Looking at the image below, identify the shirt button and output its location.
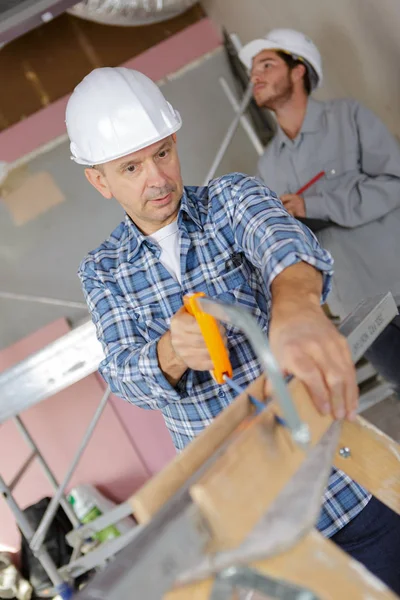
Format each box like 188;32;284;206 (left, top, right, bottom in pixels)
218;389;225;398
134;312;140;319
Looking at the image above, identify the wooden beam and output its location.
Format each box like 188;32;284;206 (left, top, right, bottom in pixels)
335;416;400;515
130;376;266;523
131;375;334;524
188;400;331;550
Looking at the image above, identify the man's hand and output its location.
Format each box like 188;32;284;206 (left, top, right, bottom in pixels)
269;263;358;421
170;306;227;371
281;194;306;218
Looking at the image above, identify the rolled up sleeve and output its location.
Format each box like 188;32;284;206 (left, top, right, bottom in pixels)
226;174;334;302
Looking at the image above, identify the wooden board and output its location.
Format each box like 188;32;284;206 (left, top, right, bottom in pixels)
130;376;266;523
131;376;333;524
335;416;400;514
131;376;400;600
189;404;332;550
132;375;400;525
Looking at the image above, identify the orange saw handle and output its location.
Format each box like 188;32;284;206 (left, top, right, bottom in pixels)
183;292;233;384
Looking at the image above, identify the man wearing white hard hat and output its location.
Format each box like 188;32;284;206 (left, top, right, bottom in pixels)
67;67;398;591
240;28;400;402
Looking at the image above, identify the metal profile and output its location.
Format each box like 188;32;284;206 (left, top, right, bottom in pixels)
0;320;104;423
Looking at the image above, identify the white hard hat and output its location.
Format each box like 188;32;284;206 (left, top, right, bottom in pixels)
239;28;323;89
65;67;182;166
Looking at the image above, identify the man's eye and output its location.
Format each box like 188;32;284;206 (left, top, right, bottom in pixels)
127;165;136;173
159;150;168;158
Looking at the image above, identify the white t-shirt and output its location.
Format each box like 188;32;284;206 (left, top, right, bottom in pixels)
147;220;181;284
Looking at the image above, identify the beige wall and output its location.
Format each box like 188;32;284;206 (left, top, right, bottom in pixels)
202;0;400;136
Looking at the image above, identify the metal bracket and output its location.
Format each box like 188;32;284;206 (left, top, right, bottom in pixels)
0;319;103;424
339;292;398;363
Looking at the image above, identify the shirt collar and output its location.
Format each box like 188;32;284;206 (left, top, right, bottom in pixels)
178;187;204;231
125;215;147;262
276;97;325;150
301;98;325;133
125;187;203;261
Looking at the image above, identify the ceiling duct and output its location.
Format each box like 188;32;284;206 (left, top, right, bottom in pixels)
68;0;199;26
0;0;79;46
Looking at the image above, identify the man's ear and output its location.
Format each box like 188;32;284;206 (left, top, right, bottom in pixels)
292;63;307;85
84;167;113;199
172;133;177;144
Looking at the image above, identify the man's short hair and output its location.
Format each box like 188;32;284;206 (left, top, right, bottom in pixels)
276;50;317;95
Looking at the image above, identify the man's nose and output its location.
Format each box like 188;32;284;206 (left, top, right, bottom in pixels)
146;162;168;188
251;71;262;85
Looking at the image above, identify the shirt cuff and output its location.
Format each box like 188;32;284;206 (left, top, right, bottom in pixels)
137;340;187;404
262;251;333;306
304;193;329;221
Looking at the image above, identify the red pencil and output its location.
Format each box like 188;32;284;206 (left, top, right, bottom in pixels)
296;171;325;195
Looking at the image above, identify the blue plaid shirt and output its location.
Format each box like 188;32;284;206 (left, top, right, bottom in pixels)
79;173;370;537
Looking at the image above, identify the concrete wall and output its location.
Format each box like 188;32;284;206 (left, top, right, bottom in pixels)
202;0;400;137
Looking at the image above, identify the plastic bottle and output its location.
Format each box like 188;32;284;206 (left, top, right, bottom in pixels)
68;485;121;542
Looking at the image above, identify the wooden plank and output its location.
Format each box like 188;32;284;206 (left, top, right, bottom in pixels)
132;374;400;600
165;531;398;600
132;371;400;525
335;416;400;515
187;408;400;549
130;376;265;523
190;409;285;549
131;376;337;523
188;379;334;550
131;374;335;524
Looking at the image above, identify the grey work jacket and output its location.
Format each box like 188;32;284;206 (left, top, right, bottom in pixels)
257;97;400;318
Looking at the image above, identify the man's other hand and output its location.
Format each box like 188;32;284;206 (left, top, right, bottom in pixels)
281;194;306;218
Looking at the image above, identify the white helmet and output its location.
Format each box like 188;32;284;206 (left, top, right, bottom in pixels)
65;67;182;166
239;28;323;89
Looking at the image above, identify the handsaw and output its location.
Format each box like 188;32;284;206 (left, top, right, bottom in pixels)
184;292;310;447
